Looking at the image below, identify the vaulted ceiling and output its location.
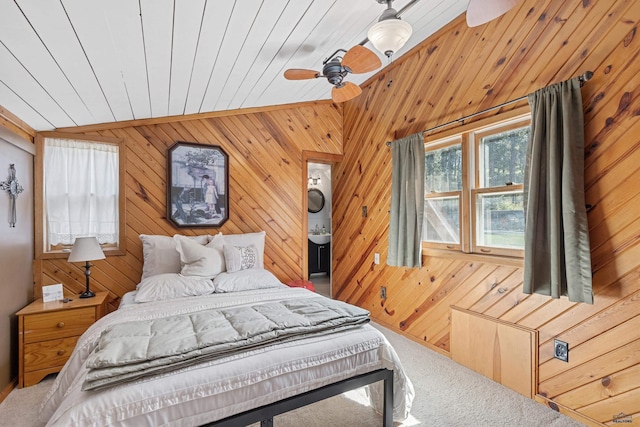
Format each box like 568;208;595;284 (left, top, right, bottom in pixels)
0;0;468;131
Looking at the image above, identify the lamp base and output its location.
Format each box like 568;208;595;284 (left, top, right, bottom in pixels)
79;290;95;299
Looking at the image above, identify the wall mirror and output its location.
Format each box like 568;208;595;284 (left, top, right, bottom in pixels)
308;188;325;213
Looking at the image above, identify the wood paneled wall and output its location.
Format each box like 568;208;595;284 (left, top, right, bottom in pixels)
333;0;640;424
35;101;342;311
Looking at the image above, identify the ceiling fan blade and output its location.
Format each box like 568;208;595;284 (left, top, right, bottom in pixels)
331;82;362;103
284;69;320;80
466;0;521;27
341;45;382;74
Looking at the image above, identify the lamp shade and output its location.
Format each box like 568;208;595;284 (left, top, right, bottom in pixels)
68;237;106;262
367;18;413;57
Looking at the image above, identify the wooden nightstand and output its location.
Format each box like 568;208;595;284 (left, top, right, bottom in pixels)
17;291;108;388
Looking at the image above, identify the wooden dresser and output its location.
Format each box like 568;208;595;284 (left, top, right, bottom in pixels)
17;291;108;388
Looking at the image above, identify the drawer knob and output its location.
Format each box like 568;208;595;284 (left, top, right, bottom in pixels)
56;322;65;328
57;349;66;356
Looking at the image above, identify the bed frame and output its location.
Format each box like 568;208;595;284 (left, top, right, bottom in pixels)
205;369;394;427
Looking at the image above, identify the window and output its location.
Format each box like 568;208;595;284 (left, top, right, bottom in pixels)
35;132;126;258
423;113;530;259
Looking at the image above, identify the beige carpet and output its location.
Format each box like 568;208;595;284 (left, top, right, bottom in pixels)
0;323;585;426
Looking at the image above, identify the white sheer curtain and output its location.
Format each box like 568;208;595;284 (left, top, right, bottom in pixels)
44;138;119;245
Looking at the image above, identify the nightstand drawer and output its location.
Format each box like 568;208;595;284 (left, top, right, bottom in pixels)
23;307;95;343
23;336;78;372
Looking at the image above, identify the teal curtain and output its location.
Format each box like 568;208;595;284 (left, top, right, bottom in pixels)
387;133;425;268
523;77;593;304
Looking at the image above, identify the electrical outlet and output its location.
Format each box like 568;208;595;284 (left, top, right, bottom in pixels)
374;253;380;264
380;286;387;300
554;339;569;362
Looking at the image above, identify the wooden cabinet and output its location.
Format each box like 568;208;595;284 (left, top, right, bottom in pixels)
17;292;108;388
308;240;331;275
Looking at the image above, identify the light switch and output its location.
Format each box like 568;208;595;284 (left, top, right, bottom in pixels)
374;253;380;264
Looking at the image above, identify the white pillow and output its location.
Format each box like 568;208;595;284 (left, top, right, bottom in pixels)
213;269;285;293
134;273;215;303
222;231;266;268
174;234;225;278
223;244;260;273
140;234;209;280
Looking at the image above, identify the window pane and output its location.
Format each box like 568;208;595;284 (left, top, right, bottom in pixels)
423;196;460;244
425;143;462;192
44;138;119;247
479;126;529;188
476;192;524;249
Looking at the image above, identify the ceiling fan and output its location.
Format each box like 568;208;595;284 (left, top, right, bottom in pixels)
283;45;382;103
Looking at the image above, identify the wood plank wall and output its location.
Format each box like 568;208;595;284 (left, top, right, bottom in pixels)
333;0;640;424
34;102;342;311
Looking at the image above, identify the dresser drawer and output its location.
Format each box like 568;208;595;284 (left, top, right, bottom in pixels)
23;336;78;372
23;307;95;343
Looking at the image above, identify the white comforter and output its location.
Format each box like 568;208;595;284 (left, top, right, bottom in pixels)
40;287;414;426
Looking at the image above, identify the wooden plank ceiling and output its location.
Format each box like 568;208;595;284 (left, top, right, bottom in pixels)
0;0;466;131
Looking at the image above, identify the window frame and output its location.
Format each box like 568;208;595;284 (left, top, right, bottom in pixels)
35;131;126;259
423;136;467;252
422;108;530;261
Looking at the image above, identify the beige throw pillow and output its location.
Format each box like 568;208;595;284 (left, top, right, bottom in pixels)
140;234;209;280
223;244;259;273
174;233;225;278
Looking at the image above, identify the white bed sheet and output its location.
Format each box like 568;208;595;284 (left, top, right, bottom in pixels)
40;287;414;426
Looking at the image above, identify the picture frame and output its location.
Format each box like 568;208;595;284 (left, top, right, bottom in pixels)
167;142;229;228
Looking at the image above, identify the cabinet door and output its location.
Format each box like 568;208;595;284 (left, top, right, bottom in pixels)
318;242;331;274
308;240;319;273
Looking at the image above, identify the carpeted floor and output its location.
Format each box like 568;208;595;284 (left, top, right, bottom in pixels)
0;322;585;426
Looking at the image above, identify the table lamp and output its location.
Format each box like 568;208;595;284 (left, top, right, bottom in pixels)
68;236;105;298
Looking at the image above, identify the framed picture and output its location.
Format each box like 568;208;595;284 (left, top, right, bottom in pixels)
167;142;229;228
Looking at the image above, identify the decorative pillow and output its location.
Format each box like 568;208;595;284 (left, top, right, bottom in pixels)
213;269;285;293
174;234;225;278
223;244;259;273
134;273;215;303
221;231;266;268
140;234;209;280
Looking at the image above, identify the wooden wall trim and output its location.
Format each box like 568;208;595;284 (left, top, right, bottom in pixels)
534;394;605;427
0;104;36;143
0;378;17;405
55;100;336;134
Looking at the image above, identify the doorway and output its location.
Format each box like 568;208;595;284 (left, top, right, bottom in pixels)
307;162;331;297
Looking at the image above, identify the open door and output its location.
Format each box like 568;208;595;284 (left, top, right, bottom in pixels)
302;151;342;298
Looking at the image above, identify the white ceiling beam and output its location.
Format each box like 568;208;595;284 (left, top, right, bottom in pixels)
140;0;174;119
183;0;236;114
212;0;290;112
198;0;265;113
100;0;152;121
167;0;206;117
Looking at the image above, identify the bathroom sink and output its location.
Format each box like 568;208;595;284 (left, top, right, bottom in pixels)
308;234;331;245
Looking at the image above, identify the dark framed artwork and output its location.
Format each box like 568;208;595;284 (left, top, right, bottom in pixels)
167;142;229;228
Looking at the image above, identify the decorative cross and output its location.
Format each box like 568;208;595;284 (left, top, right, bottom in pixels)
0;164;24;227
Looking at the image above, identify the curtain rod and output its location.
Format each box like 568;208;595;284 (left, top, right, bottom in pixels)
385;70;593;146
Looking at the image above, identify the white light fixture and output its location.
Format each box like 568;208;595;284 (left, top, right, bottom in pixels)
68;236;105;298
308;176;321;186
466;0;522;27
368;0;413;58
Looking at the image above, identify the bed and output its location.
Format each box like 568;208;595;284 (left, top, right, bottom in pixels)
38;232;414;426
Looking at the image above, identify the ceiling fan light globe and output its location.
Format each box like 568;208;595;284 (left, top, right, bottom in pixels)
466;0;521;27
367;19;412;57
